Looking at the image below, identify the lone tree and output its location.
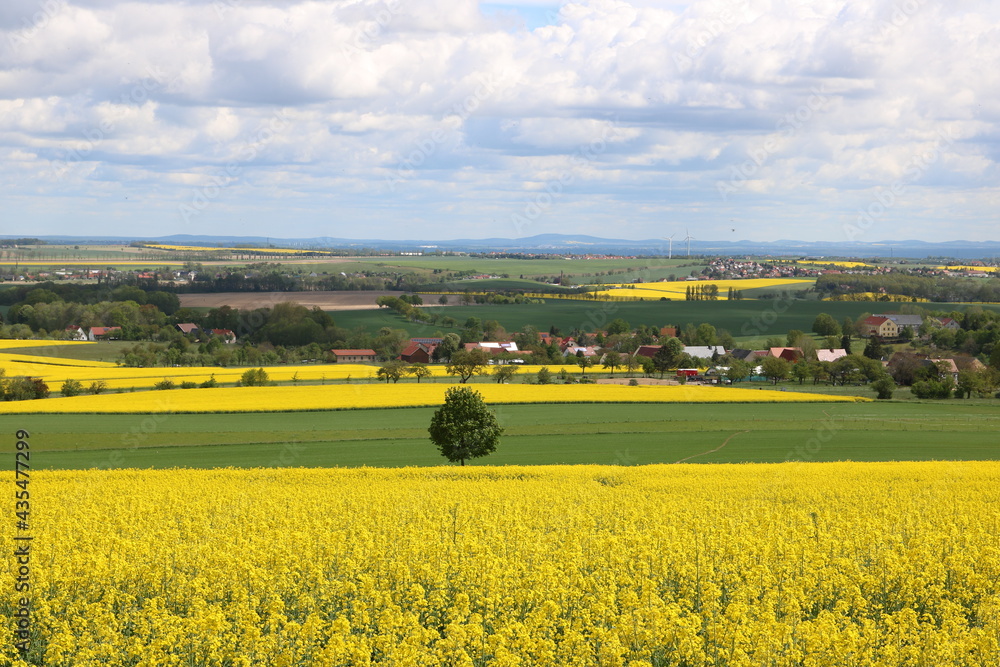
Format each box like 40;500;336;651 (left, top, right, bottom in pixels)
428;387;504;466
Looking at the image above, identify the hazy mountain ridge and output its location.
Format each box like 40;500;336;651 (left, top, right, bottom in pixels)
7;234;1000;260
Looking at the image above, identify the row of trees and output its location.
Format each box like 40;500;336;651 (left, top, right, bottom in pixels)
816;273;1000;303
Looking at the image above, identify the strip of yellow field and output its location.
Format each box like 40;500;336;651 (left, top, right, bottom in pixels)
0;339;97;350
0;383;867;413
144;243;327;254
0;357;586;389
797;260;873;268
591;278;815;300
936;265;999;272
0;353;118;368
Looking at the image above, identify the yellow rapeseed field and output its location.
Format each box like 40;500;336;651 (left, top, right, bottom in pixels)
143;244;328;255
0;340;95;351
2;463;997;666
0;383;864;414
590;279;814;301
936;265;999;273
0;351;586;390
796;260;872;268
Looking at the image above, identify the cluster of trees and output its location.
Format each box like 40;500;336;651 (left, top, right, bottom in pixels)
685;284;720;300
813;308;1000;360
886;350;1000;399
816;273;1000;303
179;262;404;293
1;281;179;310
0;370;49;401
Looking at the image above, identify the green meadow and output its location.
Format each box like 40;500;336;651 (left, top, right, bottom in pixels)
3;401;997;470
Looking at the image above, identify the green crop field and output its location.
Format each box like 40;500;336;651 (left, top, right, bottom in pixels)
359;255;701;276
3;401;997;470
332;299;1000;338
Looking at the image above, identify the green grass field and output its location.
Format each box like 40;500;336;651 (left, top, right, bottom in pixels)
3;401;997;470
333;298;990;338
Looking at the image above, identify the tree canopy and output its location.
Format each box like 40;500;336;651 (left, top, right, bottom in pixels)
428;387;504;466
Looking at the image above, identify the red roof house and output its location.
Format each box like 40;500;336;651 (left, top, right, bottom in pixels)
88;326;122;341
399;342;435;364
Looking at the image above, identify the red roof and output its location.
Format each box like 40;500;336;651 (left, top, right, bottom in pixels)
864;316;890;325
400;342;425;357
634;345;661;359
331;349;376;356
90;326;121;335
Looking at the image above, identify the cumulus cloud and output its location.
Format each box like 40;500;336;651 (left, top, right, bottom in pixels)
0;0;997;241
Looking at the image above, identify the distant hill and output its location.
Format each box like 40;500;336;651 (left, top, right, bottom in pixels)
5;233;1000;260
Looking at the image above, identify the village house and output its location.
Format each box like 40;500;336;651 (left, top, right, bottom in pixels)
862;315;898;338
633;345;661;360
877;314;923;334
210;329;237;344
683;345;727;360
929;358;961;383
65;325;88;341
88;326;122;341
562;345;600;358
466;341;519;354
767;347;804;363
817;349;848;363
465;341;532;362
330;349;377;363
399;342;436;364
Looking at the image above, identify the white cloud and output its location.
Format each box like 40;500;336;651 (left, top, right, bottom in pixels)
0;0;997;242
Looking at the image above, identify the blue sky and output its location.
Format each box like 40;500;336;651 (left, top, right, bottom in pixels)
1;0;997;242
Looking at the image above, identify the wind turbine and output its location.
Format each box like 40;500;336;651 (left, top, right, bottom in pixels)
662;234;675;259
684;228;694;257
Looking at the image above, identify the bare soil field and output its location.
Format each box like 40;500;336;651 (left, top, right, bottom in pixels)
178;291;402;311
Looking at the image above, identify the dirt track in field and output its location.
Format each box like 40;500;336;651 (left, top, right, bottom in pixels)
178;291;460;311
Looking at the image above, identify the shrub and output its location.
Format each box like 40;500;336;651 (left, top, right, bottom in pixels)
628;378;639;386
179;381;198;389
200;376;218;389
88;380;108;395
154;379;176;390
240;368;270;387
536;367;552;385
871;376;896;400
5;377;49;400
911;379;952;399
61;379;84;397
